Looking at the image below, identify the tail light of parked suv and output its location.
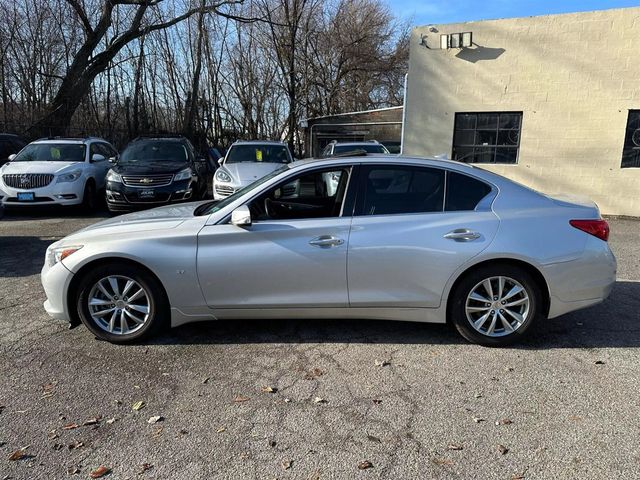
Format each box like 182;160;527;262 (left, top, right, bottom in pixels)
570;219;610;241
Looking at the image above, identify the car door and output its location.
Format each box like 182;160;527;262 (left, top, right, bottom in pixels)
196;165;357;309
88;143;111;188
347;164;500;308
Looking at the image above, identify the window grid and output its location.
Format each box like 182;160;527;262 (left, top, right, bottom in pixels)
452;112;523;165
621;110;640;168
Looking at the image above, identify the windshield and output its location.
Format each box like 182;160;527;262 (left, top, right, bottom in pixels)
119;141;189;165
333;144;388;155
196;165;289;216
225;144;291;164
12;143;85;162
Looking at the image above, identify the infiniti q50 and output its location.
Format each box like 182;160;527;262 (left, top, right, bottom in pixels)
41;156;616;346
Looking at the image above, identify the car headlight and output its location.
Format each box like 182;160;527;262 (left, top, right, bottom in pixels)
174;168;193;182
106;169;122;183
56;170;82;183
47;245;83;267
215;170;232;182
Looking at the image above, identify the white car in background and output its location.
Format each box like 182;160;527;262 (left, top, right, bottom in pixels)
213;140;293;199
0;137;117;210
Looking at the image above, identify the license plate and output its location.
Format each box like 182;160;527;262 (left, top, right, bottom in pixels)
139;189;155;198
17;192;35;201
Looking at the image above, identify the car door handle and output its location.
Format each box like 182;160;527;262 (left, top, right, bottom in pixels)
443;229;481;242
309;235;344;248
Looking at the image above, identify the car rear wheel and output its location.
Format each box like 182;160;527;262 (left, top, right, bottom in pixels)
449;264;542;346
81;181;96;212
76;263;168;343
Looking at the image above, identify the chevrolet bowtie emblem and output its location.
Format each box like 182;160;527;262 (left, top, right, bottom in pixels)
139;178;153;184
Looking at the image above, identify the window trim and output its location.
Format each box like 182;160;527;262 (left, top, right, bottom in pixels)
452;111;523;165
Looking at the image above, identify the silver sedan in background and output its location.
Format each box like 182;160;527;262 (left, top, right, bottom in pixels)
41;155;616;346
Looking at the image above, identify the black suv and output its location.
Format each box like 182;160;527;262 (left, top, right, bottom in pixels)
0;133;27;166
105;136;209;213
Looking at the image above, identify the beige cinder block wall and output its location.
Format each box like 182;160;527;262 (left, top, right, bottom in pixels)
403;7;640;216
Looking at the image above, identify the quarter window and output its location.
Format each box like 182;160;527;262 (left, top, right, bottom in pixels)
445;172;492;211
357;166;445;216
452;112;522;164
621;110;640;168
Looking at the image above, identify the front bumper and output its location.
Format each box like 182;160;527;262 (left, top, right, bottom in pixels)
213;180;243;200
0;179;84;206
106;179;194;211
41;259;74;322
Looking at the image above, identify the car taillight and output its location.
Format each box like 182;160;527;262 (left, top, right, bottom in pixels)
570;219;610;241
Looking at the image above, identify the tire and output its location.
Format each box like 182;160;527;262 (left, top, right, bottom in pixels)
449;264;542;347
81;181;96;212
76;262;169;343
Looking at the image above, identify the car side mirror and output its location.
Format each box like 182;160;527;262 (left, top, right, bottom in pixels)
91;153;106;162
7;154;16;161
108;156;117;164
217;158;224;166
231;205;251;227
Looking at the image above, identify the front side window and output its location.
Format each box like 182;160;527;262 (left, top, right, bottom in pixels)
119;141;188;165
356;166;445;216
226;144;291;164
452;112;522;164
621;110;640;168
12;143;86;162
249;167;351;221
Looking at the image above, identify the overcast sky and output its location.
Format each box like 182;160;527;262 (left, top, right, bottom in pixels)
385;0;640;25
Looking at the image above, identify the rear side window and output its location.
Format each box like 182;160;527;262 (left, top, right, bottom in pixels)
445;171;492;211
357;166;445;216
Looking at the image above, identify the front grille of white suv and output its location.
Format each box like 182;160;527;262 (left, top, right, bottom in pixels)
3;174;54;189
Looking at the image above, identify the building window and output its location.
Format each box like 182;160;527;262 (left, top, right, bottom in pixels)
452;112;522;164
621;110;640;168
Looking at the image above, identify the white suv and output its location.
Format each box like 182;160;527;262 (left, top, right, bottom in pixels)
0;137;117;210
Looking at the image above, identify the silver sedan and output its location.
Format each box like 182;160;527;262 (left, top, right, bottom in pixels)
41;156;616;346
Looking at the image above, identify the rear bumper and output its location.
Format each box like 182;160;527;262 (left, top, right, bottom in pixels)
544;237;616;318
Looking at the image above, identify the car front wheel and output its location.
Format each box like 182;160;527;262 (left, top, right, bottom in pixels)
76;263;168;343
449;264;542;346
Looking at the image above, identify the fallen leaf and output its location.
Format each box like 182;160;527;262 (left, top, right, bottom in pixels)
106;418;116;425
179;429;188;435
202;377;210;384
132;401;146;411
63;423;79;430
53;443;64;451
447;443;463;451
68;441;84;450
594;360;605;365
358;460;374;470
512;473;525;480
67;466;81;475
313;397;327;404
474;393;483;399
233;395;250;403
284;398;292;403
504;367;514;372
569;415;583;422
372;399;383;405
303;368;325;380
497;444;509;455
472;417;485;423
8;446;30;461
152;427;163;437
281;459;292;470
431;457;453;467
496;418;513;426
138;463;153;474
261;386;278;393
89;466;111;478
147;416;163;424
83;417;100;426
366;434;382;443
216;427;226;433
374;359;390;367
269;440;277;448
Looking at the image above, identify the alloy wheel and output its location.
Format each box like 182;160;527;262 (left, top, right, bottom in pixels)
465;276;530;337
87;275;150;335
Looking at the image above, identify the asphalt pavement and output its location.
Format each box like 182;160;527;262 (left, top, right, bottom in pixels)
0;209;639;480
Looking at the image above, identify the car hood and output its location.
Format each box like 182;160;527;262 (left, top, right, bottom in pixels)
112;161;190;175
221;162;284;184
0;161;82;175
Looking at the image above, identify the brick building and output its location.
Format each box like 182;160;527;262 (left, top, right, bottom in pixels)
403;7;640;216
303;106;403;158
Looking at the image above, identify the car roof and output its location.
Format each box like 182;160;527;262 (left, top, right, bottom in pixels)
232;140;288;146
32;138;102;145
331;141;380;146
